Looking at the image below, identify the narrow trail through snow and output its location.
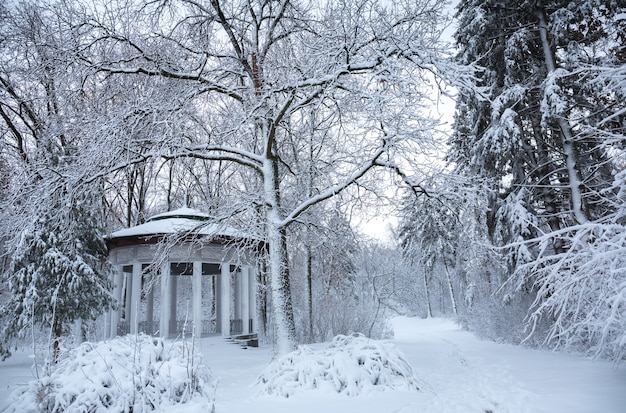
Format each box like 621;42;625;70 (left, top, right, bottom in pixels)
391;318;531;412
391;317;626;413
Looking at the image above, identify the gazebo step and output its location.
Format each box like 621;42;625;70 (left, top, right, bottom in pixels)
227;333;259;348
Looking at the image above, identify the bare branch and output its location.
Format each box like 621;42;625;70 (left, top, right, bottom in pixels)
280;144;387;228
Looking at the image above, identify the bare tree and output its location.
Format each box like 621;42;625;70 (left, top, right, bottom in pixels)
20;0;449;354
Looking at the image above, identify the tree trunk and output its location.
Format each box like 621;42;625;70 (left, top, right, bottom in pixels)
53;321;62;363
306;242;313;341
443;261;457;316
264;157;297;354
423;270;432;318
531;115;566;254
535;3;589;225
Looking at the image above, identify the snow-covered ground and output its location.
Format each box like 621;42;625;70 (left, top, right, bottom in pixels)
2;317;625;412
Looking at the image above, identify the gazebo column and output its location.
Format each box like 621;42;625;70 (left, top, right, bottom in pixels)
129;263;142;334
220;263;231;337
160;261;171;337
124;272;132;327
241;266;250;334
145;280;154;334
249;265;257;334
170;273;177;334
193;261;203;337
110;267;124;337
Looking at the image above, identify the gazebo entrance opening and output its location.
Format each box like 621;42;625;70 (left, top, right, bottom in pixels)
170;262;220;336
117;264;158;336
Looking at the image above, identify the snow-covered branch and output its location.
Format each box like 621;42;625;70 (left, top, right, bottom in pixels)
280;144;387;228
97;65;244;102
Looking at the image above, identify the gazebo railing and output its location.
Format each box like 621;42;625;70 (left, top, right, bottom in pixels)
117;321;130;336
173;319;218;335
117;321;159;336
229;319;254;336
230;319;243;335
202;319;217;335
117;317;251;337
138;320;159;336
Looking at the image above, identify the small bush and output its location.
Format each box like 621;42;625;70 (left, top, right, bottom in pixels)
5;334;215;412
256;333;421;397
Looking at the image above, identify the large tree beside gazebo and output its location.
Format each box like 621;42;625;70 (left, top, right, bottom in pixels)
0;0;448;356
77;0;445;353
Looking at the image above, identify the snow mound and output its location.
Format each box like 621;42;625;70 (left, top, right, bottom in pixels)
5;335;215;413
256;333;421;397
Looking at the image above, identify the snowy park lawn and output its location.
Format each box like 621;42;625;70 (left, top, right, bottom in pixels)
2;317;625;412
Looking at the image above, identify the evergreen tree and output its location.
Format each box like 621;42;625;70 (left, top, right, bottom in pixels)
0;180;113;360
0;1;114;360
399;174;499;320
449;0;626;360
452;0;625;251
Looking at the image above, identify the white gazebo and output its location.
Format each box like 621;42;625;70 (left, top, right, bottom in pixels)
104;207;259;340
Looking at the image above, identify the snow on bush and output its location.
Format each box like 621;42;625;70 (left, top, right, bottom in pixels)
5;334;215;413
256;333;421;397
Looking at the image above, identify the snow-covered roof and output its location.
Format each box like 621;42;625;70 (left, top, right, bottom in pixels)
107;207;243;241
147;207;211;222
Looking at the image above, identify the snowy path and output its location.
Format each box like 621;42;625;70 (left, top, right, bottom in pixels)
203;317;626;413
2;317;625;412
391;317;626;413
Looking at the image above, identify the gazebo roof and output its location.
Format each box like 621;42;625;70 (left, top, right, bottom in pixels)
147;206;212;222
107;207;246;248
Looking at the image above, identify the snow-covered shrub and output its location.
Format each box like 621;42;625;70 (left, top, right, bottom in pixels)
256;333;421;397
5;334;215;412
520;223;626;362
